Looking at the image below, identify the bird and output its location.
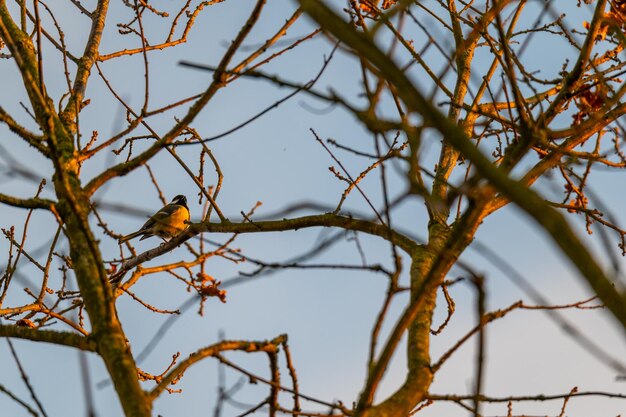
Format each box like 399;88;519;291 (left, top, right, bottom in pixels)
119;194;190;243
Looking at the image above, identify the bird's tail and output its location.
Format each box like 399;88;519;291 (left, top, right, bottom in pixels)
119;230;143;243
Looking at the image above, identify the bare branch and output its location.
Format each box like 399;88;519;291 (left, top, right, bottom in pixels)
0;194;55;211
149;335;286;400
0;324;96;351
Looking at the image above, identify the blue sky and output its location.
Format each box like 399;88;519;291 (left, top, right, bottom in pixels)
1;1;626;416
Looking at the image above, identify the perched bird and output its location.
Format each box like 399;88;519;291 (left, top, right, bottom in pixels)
119;195;190;243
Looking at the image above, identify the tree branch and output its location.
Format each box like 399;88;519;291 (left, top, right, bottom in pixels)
149;335;286;400
0;194;55;210
298;0;626;334
84;0;267;196
0;106;47;155
429;391;626;403
110;213;418;283
60;0;111;132
0;324;96;351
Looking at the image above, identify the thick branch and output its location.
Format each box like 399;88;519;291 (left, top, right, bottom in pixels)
60;0;110;131
0;194;55;210
0;106;47;155
194;214;418;253
0;3;50;127
111;213;418;283
0;324;96;351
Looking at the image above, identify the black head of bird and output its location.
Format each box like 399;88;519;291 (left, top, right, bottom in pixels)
119;194;190;243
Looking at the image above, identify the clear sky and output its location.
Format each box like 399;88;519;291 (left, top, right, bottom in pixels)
1;1;626;417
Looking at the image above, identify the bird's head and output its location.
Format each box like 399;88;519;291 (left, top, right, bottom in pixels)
171;194;188;208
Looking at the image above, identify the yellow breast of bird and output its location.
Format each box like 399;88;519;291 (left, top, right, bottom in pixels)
154;206;190;236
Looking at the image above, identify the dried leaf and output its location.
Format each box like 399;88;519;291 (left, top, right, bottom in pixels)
16;319;36;328
199;280;227;303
